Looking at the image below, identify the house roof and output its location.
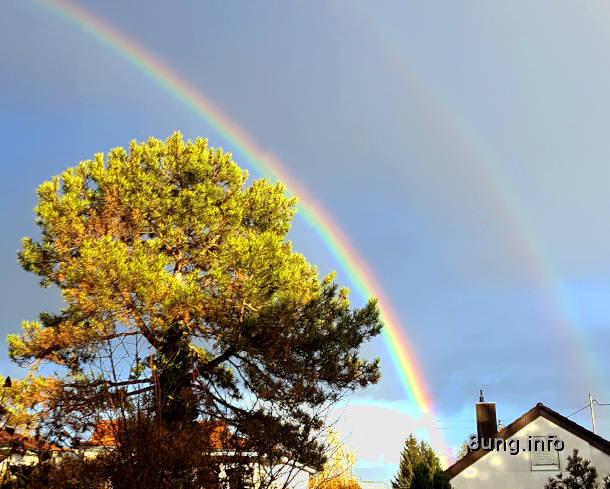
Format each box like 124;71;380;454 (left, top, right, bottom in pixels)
80;420;118;447
445;402;610;480
81;419;243;450
0;428;62;451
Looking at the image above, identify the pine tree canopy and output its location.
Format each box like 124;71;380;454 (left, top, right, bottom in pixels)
392;434;448;489
410;463;433;489
7;132;383;475
545;449;610;489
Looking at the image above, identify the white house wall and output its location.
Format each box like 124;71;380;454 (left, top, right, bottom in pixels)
451;416;610;489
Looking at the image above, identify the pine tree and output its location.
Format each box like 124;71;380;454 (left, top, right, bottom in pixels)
410;463;433;489
7;133;383;488
432;469;452;489
545;449;610;489
392;434;449;489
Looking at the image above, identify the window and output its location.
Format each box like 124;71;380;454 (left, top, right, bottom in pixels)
530;436;560;471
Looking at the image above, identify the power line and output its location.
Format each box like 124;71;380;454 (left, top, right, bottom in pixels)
566;400;610;418
566;404;589;418
565;395;609;434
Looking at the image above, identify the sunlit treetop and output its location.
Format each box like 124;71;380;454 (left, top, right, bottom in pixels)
7;133;382;469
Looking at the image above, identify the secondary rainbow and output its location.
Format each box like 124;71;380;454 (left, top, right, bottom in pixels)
352;6;602;392
32;0;438;420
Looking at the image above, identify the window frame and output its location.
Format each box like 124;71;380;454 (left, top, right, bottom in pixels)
529;435;561;471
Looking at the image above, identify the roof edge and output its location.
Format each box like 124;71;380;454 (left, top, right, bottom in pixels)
445;403;610;480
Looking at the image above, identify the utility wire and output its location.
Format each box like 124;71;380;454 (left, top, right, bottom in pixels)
566;399;609;419
566;404;590;418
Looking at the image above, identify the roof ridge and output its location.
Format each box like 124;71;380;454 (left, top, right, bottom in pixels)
445;403;610;480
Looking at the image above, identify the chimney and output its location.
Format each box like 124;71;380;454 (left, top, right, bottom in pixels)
476;389;498;443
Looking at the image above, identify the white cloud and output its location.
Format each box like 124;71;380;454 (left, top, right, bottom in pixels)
324;398;452;482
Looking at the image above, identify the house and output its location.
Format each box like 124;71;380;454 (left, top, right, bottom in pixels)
81;419;316;488
0;428;66;482
445;395;610;489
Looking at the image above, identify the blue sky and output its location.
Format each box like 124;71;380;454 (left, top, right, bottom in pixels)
2;0;610;484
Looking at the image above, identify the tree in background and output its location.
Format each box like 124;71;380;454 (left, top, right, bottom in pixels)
544;449;610;489
431;469;452;489
0;374;110;489
6;133;383;488
392;434;451;489
0;374;59;435
455;441;469;460
410;463;433;489
309;429;361;489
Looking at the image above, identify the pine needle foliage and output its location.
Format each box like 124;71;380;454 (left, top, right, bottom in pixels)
6;133;383;488
545;449;610;489
392;434;450;489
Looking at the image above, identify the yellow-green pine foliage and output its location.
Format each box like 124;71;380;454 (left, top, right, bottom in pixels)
10;133;382;470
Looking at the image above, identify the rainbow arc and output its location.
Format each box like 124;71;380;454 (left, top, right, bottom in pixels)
32;0;448;455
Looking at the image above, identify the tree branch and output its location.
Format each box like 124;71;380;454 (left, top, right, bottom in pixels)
64;378;153;389
199;347;236;372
